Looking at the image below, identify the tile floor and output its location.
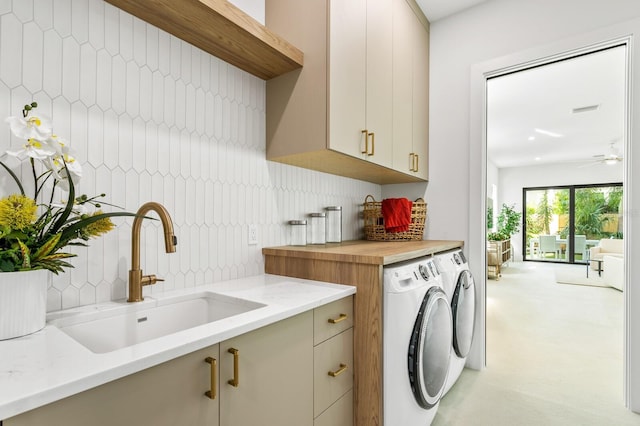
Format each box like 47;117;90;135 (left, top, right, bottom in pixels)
433;261;640;425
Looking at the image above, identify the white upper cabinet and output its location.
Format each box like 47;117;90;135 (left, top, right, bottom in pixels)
393;0;430;179
266;0;429;184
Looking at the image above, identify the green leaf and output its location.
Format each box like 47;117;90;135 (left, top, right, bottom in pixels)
0;258;16;272
49;162;76;234
33;259;75;274
32;233;62;260
17;239;31;269
58;211;141;246
39;252;76;261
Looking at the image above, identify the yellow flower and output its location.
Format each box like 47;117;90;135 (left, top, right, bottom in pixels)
84;211;115;237
0;194;37;230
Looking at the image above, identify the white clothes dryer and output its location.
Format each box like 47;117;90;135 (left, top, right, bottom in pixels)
434;249;476;396
383;257;453;425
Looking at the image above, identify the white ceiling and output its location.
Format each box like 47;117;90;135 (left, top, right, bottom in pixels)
487;46;626;169
416;1;626;171
416;0;488;22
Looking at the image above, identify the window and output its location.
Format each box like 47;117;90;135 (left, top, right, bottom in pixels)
523;183;623;263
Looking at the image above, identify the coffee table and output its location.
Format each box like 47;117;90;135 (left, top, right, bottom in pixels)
587;259;603;278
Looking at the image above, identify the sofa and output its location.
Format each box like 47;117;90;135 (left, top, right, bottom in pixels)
589;238;623;270
603;255;624;291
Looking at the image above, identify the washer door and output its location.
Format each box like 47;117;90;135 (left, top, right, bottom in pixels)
408;286;452;409
452;270;476;358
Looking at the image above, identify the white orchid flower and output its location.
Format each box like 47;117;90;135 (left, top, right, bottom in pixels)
45;152;83;191
46;134;71;156
5;137;57;160
5;114;53;140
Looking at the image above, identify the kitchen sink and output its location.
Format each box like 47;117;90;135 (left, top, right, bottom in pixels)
53;292;266;353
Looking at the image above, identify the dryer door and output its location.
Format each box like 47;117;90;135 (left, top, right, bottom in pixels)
452;270;476;357
408;286;452;409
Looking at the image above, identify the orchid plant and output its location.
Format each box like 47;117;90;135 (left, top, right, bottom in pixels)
0;102;135;274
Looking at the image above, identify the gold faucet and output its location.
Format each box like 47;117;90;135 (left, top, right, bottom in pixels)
128;202;178;302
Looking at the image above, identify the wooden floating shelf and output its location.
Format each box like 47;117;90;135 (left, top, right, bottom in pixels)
105;0;304;80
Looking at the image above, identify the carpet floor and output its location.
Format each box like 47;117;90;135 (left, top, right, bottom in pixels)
433;261;638;426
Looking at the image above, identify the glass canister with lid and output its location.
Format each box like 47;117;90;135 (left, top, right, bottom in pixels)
289;220;307;246
309;212;326;244
325;206;342;243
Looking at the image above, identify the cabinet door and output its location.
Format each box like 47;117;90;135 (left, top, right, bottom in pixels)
220;311;314;426
392;0;415;173
5;345;220;426
412;12;429;180
314;389;354;426
365;0;393;168
328;0;367;159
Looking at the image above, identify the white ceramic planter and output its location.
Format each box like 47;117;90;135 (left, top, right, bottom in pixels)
0;269;49;340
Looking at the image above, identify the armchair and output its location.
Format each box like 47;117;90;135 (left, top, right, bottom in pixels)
603;255;623;291
589;238;623;270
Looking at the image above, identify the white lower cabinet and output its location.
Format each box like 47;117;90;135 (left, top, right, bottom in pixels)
5;344;221;426
5;297;354;426
220;310;314;426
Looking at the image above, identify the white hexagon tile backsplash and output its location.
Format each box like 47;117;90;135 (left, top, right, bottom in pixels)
0;0;381;311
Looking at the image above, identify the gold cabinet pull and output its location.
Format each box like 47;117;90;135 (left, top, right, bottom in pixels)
328;313;348;324
228;348;239;387
361;130;369;154
328;363;348;377
409;152;419;172
204;357;217;400
368;132;375;156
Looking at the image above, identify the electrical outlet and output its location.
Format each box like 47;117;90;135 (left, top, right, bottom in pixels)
248;224;258;245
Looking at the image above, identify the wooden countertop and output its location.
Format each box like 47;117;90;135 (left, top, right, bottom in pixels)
262;239;464;266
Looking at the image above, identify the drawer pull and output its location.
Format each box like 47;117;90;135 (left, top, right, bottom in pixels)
328;363;348;377
204;357;217;399
328;313;348;324
228;348;239;387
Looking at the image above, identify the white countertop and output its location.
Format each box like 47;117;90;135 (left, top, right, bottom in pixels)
0;274;355;420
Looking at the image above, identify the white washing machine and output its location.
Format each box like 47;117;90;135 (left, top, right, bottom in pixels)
383;257;453;425
434;249;476;396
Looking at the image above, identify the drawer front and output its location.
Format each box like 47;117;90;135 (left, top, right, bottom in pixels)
314;328;354;418
314;296;354;345
314;389;353;426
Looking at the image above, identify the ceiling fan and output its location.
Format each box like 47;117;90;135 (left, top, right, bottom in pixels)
580;142;623;167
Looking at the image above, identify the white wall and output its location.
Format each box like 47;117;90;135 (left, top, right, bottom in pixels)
0;0;380;311
429;0;640;411
228;0;265;24
497;162;623;261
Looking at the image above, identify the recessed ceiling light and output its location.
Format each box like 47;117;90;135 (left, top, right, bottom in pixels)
534;128;564;138
572;104;600;114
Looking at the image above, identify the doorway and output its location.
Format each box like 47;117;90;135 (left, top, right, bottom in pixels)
483;43;628;404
